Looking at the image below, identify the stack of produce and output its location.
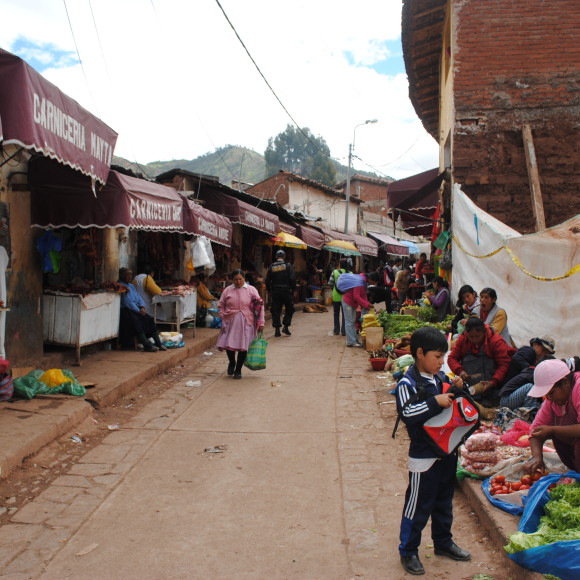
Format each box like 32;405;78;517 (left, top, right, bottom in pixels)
359;312;382;338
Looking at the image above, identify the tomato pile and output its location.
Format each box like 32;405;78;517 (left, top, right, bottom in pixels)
489;472;546;495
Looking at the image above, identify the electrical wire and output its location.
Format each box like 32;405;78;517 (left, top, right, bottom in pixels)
213;0;334;161
62;0;100;117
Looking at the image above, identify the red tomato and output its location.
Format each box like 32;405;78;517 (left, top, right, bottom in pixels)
521;475;532;486
520;484;530;490
490;489;497;496
495;489;507;495
495;475;506;484
510;482;522;491
532;472;543;482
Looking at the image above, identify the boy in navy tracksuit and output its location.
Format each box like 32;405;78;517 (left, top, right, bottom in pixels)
395;327;471;575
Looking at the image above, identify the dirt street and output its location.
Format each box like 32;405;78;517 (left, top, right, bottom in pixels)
0;310;513;579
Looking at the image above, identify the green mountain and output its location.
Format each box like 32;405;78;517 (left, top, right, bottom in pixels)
113;145;386;186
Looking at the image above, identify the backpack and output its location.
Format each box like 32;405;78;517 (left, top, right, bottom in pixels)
336;272;365;294
392;367;480;457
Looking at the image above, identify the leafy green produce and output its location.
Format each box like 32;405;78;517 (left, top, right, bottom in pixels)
504;482;580;554
417;305;438;323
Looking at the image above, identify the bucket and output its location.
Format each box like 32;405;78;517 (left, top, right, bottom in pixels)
322;288;333;305
365;327;384;352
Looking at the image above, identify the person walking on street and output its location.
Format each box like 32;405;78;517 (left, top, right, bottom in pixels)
341;273;371;348
330;258;350;336
265;249;296;337
216;269;265;379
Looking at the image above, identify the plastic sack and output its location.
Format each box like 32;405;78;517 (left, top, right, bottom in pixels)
40;368;69;388
335;272;365;294
244;332;268;371
163;340;185;349
191;236;211;268
507;471;580;580
501;419;532;447
13;369;86;399
394;354;414;372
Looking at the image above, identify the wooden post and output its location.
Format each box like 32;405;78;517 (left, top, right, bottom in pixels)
522;124;546;231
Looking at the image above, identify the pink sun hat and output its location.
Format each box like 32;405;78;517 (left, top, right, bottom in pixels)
529;359;571;398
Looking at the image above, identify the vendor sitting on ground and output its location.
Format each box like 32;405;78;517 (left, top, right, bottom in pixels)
498;336;556;410
525;359;580;474
450;285;481;335
118;267;166;352
479;287;513;346
447;316;511;406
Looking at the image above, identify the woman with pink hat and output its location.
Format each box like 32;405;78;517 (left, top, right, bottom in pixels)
526;359;580;474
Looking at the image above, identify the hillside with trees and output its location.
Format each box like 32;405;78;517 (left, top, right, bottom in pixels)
113;143;388;187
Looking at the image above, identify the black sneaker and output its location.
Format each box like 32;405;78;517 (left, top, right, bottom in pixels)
144;344;158;352
400;555;425;575
282;326;291;336
233;372;242;379
274;328;281;337
227;362;235;376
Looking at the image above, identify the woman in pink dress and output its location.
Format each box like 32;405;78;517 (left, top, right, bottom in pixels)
217;270;265;379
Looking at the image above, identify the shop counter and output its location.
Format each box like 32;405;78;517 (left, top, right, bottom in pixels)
43;292;121;364
152;291;197;335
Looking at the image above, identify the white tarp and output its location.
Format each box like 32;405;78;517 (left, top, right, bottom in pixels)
452;185;580;357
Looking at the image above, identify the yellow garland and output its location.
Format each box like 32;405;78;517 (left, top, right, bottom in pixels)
452;233;580;281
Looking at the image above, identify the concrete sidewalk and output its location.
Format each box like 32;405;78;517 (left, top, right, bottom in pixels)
0;326;221;479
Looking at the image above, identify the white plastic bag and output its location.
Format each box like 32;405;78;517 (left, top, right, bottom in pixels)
191;236;211;268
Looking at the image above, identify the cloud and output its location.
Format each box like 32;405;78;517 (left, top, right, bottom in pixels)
0;0;438;180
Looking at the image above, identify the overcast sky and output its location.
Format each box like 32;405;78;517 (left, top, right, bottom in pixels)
0;0;438;181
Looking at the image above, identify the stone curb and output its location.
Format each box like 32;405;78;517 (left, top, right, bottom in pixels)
458;478;543;580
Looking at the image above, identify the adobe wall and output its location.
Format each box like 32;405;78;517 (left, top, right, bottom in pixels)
452;0;580;233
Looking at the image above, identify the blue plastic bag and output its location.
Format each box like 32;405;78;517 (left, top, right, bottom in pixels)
507;471;580;580
481;477;526;516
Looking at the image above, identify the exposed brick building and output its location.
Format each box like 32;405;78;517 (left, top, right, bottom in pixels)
402;0;580;233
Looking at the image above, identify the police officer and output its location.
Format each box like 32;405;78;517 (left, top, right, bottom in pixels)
266;249;296;337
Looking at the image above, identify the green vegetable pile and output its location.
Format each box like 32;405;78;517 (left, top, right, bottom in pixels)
417;305;438;323
504;482;580;554
376;311;453;340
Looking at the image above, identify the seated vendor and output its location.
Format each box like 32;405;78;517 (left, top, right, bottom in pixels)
450;285;481;335
193;273;217;327
479;287;514;346
133;266;162;316
447;316;511;407
118;268;166;352
525;359;580;474
499;336;556;410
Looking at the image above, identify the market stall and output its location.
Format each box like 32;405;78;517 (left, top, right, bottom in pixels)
153;288;197;335
43;291;121;364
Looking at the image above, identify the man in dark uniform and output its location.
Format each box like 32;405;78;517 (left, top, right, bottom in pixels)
266;249;296;337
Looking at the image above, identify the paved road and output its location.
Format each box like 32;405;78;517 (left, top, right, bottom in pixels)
1;310;506;579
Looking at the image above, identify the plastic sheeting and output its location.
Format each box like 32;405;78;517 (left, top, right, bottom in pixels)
452;185;580;357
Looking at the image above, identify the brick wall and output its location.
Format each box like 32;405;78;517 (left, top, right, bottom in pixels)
452;0;580;233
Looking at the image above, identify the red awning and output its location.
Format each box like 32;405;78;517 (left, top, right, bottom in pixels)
367;232;409;256
29;156;183;230
297;225;325;249
278;221;297;235
350;233;378;257
202;191;279;236
0;49;117;185
387;168;444;236
182;199;232;247
319;228;356;244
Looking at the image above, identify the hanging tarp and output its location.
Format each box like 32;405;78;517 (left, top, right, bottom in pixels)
29;156;183;231
320;228;356;244
350;233;378;257
0;49;117;185
387;168;443;236
202;191;279;236
182;199;232;247
297;225;325;249
367;232;409;256
452;184;580;357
